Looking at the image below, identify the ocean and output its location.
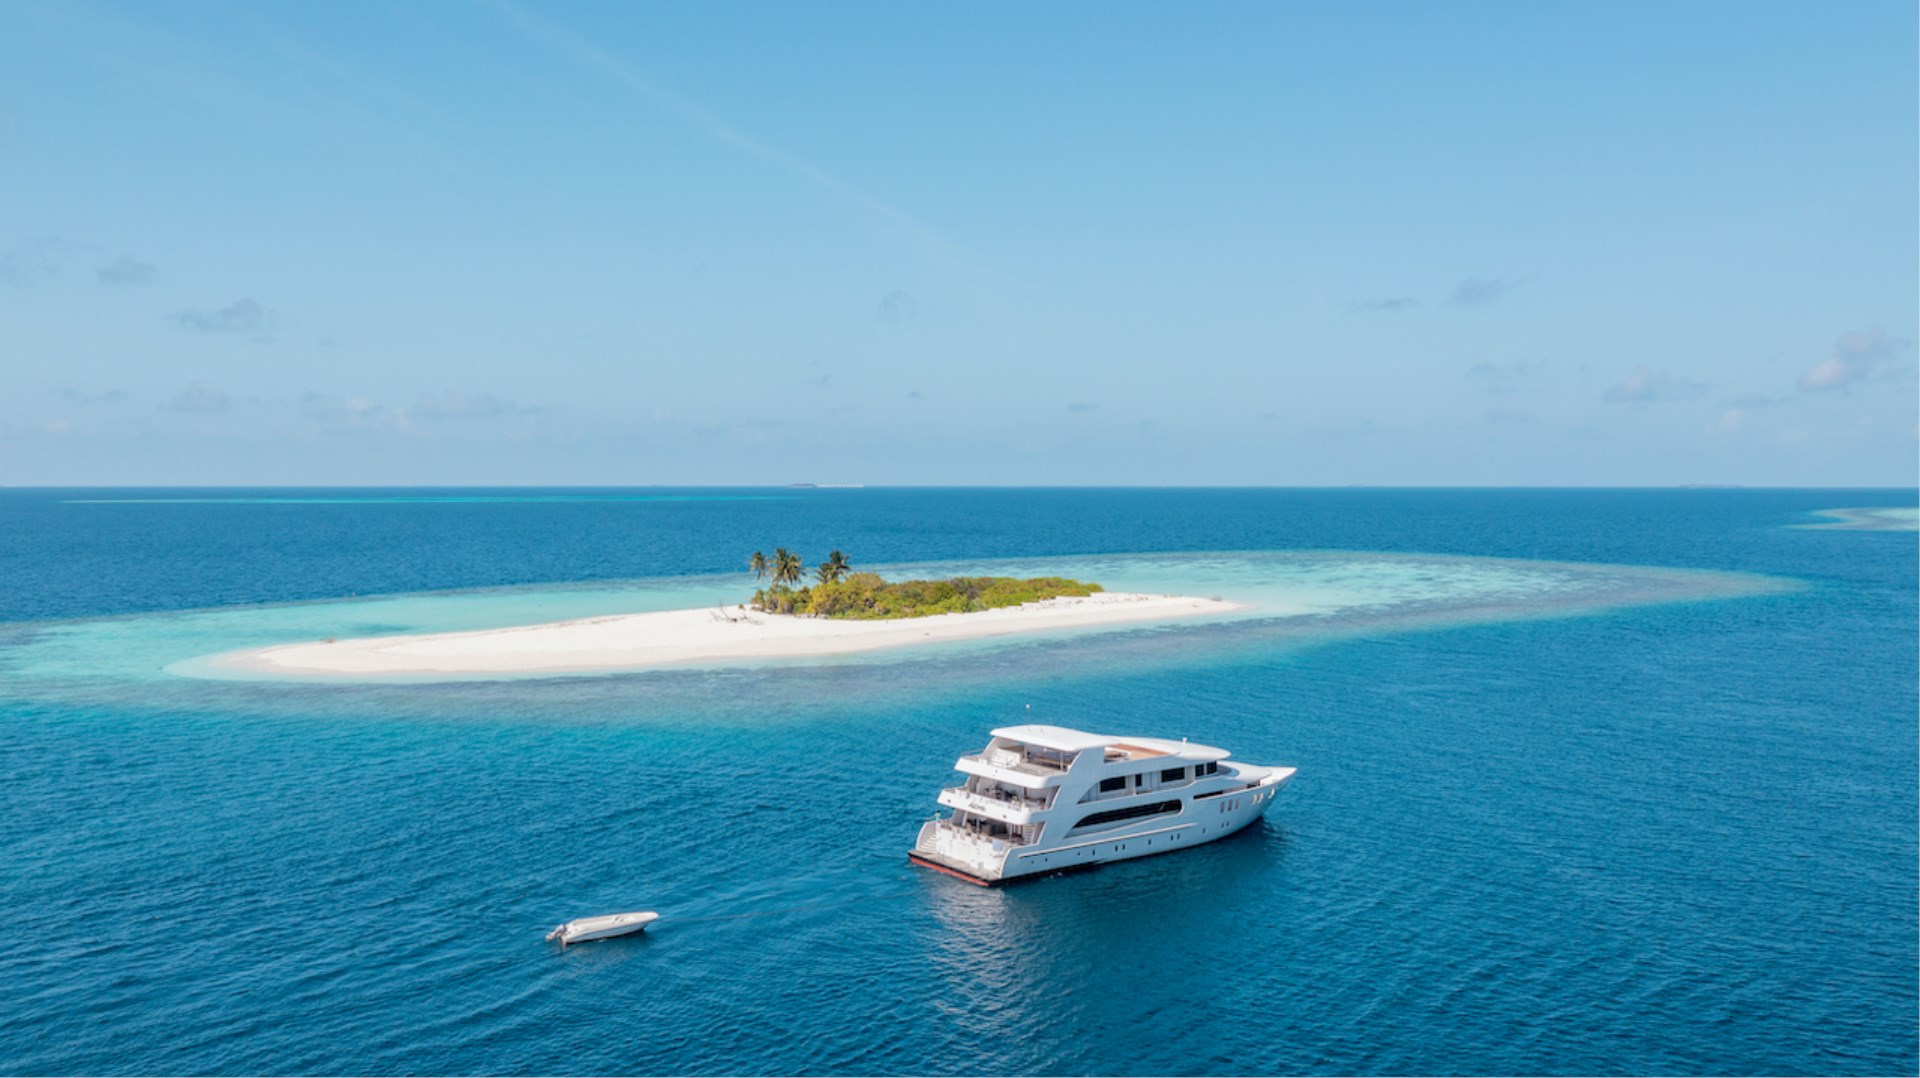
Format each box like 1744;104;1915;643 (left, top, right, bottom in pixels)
0;487;1913;1075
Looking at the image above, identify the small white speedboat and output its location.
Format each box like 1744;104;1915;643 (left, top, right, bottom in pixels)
546;910;659;945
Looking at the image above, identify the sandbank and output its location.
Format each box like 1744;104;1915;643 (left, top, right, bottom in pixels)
208;591;1242;678
1799;507;1920;531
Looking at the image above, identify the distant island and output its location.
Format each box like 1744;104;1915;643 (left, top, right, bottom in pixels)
745;548;1101;619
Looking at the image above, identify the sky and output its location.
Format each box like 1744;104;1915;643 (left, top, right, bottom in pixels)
1;0;1915;486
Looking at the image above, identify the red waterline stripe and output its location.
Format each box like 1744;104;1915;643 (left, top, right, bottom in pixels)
907;853;997;886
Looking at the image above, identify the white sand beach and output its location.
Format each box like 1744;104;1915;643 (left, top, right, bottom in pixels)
210;592;1242;677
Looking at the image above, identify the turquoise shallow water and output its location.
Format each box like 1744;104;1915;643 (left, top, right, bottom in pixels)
1800;506;1920;531
0;488;1913;1074
8;548;1784;688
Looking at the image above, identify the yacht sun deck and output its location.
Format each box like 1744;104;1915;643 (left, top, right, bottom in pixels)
910;723;1295;885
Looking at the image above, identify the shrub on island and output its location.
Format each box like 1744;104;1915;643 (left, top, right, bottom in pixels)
752;572;1103;620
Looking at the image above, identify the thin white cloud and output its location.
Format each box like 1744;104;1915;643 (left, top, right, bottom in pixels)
490;1;957;257
1604;365;1707;404
0;236;60;286
175;298;282;338
1797;328;1905;392
98;255;155;285
301;391;410;431
1465;359;1538;393
167;380;232;414
1351;297;1418;313
62;388;130;405
878;290;916;323
1451;277;1517;305
412;390;530;421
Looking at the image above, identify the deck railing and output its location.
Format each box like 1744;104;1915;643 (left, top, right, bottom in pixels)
943;785;1050;814
932;818;1031;851
966;750;1069;775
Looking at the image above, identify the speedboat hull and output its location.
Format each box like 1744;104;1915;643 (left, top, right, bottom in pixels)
546;910;659;944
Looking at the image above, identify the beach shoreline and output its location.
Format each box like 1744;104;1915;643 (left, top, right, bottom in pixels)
201;591;1245;678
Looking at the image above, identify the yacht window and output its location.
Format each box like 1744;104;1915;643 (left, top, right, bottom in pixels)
1161;767;1185;783
1071;799;1182;831
1133;774;1146;788
1098;776;1126;793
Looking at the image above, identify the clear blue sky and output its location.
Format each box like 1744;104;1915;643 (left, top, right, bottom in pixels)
2;1;1914;485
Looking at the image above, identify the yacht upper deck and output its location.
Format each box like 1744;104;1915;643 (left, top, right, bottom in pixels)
988;724;1230;765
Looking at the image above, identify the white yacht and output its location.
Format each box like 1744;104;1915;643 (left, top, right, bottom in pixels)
909;724;1296;885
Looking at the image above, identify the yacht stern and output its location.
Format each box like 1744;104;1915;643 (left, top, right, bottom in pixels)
909;819;1013;885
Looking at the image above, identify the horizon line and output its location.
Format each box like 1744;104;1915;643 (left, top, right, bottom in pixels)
3;483;1916;493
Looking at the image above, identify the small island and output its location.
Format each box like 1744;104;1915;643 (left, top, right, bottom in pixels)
744;547;1102;619
197;548;1236;679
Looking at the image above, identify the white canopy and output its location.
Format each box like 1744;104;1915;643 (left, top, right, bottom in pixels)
990;724;1229;762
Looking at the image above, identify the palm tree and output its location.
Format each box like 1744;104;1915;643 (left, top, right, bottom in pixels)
820;550;850;583
815;563;835;585
749;551;768;581
772;548;804;588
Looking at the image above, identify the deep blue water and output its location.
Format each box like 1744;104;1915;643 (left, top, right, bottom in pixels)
0;488;1914;1075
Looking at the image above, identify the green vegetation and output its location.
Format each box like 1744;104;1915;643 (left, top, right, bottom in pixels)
745;549;1102;619
772;548;804;588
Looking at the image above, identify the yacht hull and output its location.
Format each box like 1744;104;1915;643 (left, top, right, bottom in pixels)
907;851;1002;886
